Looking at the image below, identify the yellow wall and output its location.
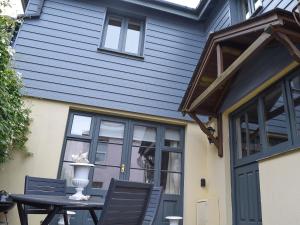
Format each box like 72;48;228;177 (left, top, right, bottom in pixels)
0;97;213;225
259;149;300;225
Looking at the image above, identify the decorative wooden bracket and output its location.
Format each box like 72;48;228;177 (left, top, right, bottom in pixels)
189;113;223;157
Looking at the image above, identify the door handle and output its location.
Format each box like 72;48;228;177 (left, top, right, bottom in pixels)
121;164;126;173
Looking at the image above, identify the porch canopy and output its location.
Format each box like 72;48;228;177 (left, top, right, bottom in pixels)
179;9;300;157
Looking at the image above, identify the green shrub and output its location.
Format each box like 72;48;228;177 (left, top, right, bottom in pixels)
0;6;31;163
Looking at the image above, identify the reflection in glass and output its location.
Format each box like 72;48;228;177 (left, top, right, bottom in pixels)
165;128;180;148
160;172;180;195
63;140;90;162
263;84;288;146
161;152;181;172
131;146;155;170
61;162;74;187
104;17;122;50
242;0;251;19
290;75;300;136
247;104;261;155
129;169;154;184
125;20;141;54
95;142;122;166
92;166;120;189
254;0;262;10
71;115;92;136
99;121;124;144
236;114;247;158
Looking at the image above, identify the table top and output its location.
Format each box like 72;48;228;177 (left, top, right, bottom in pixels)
11;194;104;209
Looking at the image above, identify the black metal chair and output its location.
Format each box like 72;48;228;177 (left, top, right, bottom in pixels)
98;179;159;225
142;187;163;225
24;176;68;223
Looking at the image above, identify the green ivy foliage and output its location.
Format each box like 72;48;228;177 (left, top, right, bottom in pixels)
0;5;31;163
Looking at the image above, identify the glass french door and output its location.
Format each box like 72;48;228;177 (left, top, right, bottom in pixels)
58;111;184;225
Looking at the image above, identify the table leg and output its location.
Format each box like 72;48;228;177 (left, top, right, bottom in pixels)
89;209;99;225
17;203;28;225
41;206;61;225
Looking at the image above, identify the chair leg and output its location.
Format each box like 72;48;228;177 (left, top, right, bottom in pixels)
63;211;69;225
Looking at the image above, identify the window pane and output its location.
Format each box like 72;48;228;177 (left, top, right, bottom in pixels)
129;169;154;184
242;0;251;19
125;20;141;54
263;84;289;147
290;75;300;136
95;142;122;166
61;162;74;187
247;104;261;155
99;121;124;144
63;140;90;162
165;128;180;148
161;152;181;172
236;114;248;158
71;115;92;136
92;166;120;189
104;17;122;50
133;126;156;147
254;0;262;10
131;146;155;169
160;172;180;195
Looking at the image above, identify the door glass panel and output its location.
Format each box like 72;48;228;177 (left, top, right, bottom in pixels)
161;152;181;173
130;126;156;183
99;121;124;144
92;166;120;189
125;20;141;54
130;146;155;170
263;84;289;147
71;115;92;136
129;169;154;183
165;128;180;148
61;162;74;187
247;104;261;155
160;172;181;195
104;17;122;50
236;114;248;159
63;140;90;162
290;75;300;136
95;142;122;166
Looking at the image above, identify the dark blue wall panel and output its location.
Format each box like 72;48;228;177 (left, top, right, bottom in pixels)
220;45;294;112
15;0;205;120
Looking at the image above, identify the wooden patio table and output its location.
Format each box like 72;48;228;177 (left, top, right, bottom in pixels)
11;194;104;225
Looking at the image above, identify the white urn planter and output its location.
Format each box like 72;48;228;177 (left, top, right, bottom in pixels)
165;216;183;225
69;163;94;201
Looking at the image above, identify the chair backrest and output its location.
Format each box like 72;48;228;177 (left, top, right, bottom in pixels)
24;176;66;196
142;187;163;225
98;179;153;225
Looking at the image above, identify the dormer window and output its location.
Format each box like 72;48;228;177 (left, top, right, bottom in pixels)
101;14;145;56
241;0;262;20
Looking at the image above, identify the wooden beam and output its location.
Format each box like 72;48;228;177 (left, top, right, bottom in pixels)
273;31;300;63
188;28;274;112
189;113;219;149
216;44;224;76
213;80;232;113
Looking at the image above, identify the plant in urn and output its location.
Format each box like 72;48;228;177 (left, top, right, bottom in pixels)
69;152;94;200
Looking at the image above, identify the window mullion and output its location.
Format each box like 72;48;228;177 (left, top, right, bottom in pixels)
119;17;128;52
245;112;250;156
282;81;294;145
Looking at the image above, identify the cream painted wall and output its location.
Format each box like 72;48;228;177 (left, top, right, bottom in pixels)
0;97;217;225
0;97;70;225
259;149;300;225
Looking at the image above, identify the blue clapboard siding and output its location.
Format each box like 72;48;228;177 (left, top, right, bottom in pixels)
260;0;298;13
15;0;206;120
